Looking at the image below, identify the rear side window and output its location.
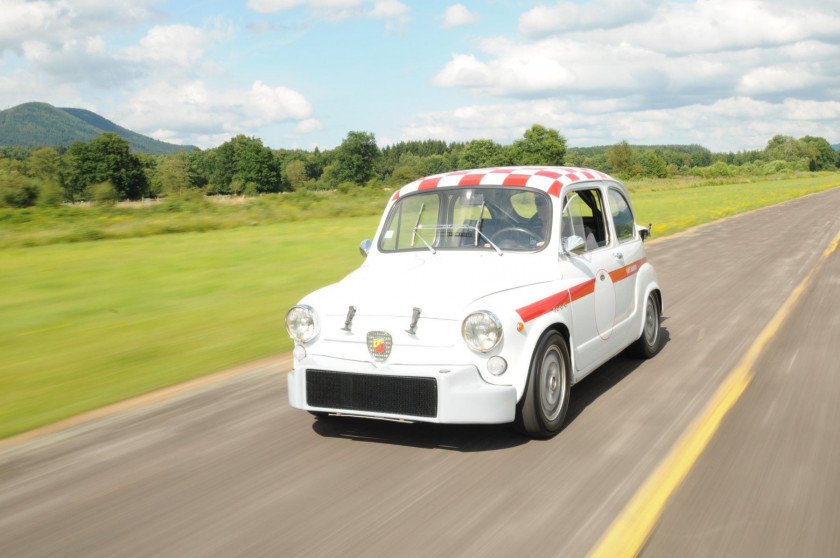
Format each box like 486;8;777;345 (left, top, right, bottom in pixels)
608;189;635;243
561;188;609;251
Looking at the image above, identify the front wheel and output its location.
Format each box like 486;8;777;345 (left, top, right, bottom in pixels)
631;292;661;358
515;332;572;438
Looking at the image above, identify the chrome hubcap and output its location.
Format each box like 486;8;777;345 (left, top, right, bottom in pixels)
540;346;566;421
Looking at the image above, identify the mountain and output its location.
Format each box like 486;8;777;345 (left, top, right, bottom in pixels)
833;143;839;151
0;102;197;155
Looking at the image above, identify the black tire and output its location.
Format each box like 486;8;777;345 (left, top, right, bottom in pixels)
515;331;572;438
631;292;661;358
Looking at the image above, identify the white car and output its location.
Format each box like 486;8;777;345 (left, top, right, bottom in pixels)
286;166;662;437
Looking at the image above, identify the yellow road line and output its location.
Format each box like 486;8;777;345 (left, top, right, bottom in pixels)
588;227;840;558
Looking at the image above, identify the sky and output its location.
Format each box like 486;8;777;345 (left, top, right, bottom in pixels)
1;0;839;152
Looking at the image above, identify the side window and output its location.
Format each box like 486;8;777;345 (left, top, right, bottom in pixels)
561;188;609;251
608;189;635;243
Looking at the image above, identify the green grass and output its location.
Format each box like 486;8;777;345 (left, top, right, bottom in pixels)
630;173;840;238
0;216;380;438
1;172;839;439
0;188;391;250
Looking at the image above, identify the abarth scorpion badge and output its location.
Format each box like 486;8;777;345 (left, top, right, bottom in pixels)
367;331;392;362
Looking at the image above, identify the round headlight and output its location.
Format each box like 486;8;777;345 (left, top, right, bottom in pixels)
462;311;503;352
285;305;319;343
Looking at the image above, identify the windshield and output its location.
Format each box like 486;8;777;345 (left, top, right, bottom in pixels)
379;187;551;253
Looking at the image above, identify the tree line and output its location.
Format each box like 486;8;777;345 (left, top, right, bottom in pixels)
1;125;837;208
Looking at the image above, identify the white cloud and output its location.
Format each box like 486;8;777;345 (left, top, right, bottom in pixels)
0;0;164;55
442;4;479;28
432;1;840;102
400;96;840;151
578;0;840;56
116;80;314;148
247;0;409;26
21;37;142;88
0;68;92;109
125;24;223;67
295;118;324;132
519;0;661;37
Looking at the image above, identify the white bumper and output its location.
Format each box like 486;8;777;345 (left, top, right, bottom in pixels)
287;355;517;424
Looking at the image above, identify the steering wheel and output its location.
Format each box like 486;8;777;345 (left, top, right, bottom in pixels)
489;227;540;245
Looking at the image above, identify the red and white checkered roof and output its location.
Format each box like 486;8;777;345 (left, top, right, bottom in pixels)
392;166;614;202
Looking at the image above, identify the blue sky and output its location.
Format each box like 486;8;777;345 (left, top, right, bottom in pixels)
1;0;839;152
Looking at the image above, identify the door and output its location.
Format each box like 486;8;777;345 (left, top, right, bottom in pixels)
606;187;646;347
561;186;624;372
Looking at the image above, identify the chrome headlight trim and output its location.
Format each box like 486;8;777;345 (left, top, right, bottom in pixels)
285;305;319;343
461;310;503;353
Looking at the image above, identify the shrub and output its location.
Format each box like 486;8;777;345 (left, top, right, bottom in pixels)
0;171;40;208
88;181;119;205
36;180;64;207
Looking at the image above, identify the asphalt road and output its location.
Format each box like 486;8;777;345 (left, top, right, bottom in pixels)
2;187;839;558
641;221;840;557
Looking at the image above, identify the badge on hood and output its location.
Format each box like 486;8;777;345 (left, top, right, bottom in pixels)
366;331;392;362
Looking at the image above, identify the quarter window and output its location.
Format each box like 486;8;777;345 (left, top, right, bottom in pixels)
608;189;635;243
561;188;609;251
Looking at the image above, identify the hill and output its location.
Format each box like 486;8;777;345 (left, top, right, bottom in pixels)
833;143;839;151
0;102;197;155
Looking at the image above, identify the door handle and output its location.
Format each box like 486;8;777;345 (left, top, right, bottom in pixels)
613;252;624;260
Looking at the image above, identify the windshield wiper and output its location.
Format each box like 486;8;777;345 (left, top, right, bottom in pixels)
475;202;486;247
410;203;425;248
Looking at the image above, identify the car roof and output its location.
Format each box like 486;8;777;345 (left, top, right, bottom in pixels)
392;166;618;202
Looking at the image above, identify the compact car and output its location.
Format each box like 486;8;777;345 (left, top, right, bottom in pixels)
285;166;662;437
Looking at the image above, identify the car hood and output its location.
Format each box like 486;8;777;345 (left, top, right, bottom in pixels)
302;252;553;320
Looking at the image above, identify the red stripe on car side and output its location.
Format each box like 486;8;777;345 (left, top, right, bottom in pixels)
515;258;648;323
516;290;571;322
569;278;596;301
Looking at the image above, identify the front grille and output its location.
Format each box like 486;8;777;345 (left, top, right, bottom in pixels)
306;369;438;418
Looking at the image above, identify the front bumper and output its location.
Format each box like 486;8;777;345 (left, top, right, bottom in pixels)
287;356;516;424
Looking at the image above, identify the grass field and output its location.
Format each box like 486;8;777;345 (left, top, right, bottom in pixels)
1;172;839;439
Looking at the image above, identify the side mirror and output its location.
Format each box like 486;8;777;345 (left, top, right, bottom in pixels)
563;235;586;255
636;223;652;241
359;239;372;257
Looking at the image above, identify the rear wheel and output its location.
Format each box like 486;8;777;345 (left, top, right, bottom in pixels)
631;292;661;358
515;332;571;438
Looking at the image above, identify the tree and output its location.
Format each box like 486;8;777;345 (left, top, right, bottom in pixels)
605;141;633;174
799;136;838;171
764;135;806;162
211;135;282;194
332;131;380;185
459;139;508;169
641;152;669;178
510;124;566;165
285;159;308;190
62;133;148;200
26;147;60;180
155;151;194;195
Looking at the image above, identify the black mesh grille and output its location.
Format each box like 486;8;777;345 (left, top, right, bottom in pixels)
306;370;438;418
